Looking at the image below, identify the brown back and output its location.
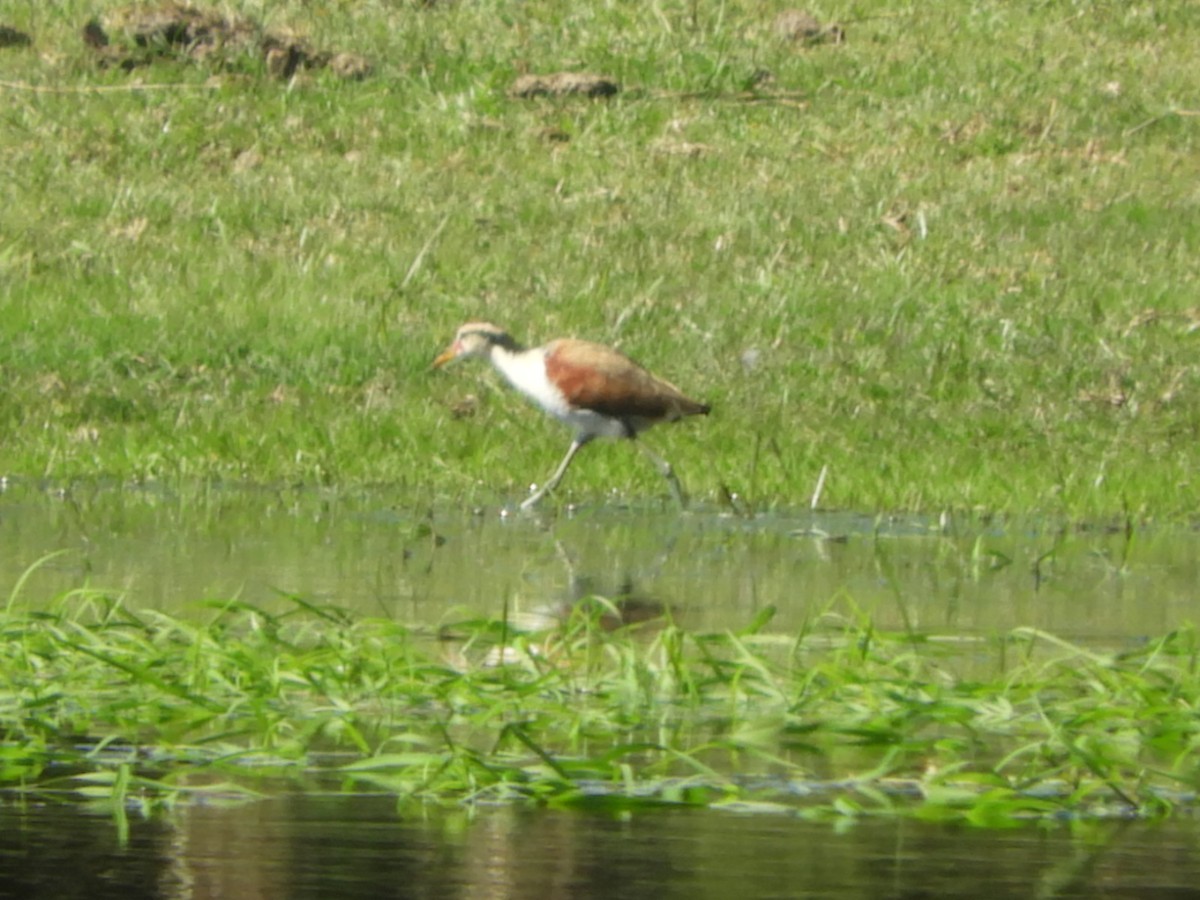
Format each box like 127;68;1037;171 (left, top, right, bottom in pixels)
545;339;709;422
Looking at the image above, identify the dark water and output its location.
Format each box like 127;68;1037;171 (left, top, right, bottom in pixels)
3;480;1200;898
3;796;1200;900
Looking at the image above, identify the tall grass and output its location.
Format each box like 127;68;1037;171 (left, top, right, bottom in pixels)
0;1;1198;516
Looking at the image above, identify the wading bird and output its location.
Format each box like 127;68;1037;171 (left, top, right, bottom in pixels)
433;322;710;509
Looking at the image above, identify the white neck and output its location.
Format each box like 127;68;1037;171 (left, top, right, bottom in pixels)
488;342;540;389
487;343;574;420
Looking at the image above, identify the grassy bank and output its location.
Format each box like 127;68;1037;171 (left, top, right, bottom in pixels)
1;2;1198;517
2;590;1197;825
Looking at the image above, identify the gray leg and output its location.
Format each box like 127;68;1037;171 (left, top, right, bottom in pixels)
638;443;686;508
520;436;589;510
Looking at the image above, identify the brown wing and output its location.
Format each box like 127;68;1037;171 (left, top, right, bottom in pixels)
545;339;709;421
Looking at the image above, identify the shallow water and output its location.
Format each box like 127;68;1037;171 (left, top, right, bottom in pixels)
3;479;1200;898
2;479;1197;643
4;796;1200;900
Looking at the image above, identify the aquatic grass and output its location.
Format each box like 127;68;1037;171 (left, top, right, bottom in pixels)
1;591;1199;826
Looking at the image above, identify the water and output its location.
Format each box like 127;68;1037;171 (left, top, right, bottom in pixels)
2;480;1196;642
3;479;1200;898
3;797;1200;899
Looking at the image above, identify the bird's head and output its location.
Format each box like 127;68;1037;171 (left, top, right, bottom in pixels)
432;322;517;368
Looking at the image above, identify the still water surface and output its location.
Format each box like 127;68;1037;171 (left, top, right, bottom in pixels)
2;480;1199;898
4;796;1200;899
3;480;1196;640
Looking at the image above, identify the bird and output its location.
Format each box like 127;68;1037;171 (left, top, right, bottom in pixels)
433;322;710;510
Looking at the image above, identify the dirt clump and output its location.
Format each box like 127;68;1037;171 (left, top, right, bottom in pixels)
83;2;371;79
510;72;619;99
772;9;845;45
0;24;32;48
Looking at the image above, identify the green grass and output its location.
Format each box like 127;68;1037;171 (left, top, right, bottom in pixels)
2;586;1199;825
1;1;1199;516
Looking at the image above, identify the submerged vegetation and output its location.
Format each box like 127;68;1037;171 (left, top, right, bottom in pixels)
0;1;1199;517
3;587;1197;826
